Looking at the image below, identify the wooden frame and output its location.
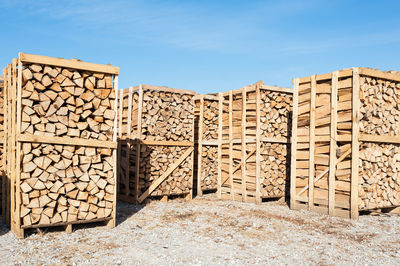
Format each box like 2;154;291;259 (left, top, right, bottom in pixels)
117;85;195;204
3;53;119;238
219;81;293;203
290;67;400;219
194;94;220;195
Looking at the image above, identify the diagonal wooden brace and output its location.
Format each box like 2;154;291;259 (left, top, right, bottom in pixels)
138;147;194;203
297;146;352;197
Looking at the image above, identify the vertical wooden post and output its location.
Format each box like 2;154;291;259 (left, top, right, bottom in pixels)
308;75;316;210
125;87;133;197
217;93;223;199
188;95;195;200
351;68;360;219
5;64;12;226
2;67;7;221
328;71;338;215
255;86;261;204
117;89;123;197
290;79;299;209
197;96;204;196
10;60;17;234
241;88;247;202
228;91;234;200
14;57;23;238
135;85;143;203
109;75;119;228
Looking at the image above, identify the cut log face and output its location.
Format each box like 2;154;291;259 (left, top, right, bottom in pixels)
118;87;194;201
141;90;194;141
202;100;219;141
200;146;218;190
260;91;292;139
20;144;115;226
138;145;192;196
260;142;288;198
20;64;116;141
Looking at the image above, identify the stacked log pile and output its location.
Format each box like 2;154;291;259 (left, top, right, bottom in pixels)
195;96;220;195
291;68;400;219
3;53;118;237
259;89;292;198
117;85;195;203
358;74;400;210
219;81;293;203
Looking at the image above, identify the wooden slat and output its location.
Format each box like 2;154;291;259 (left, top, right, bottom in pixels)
138;147;194;203
17;134;117;149
298;69;353;84
241;88;246;201
308;75;317;210
328;71;338;215
135;85;143;203
134;140;194;146
197;96;204;196
290;78;299;209
255;86;261;204
351;68;360;219
229;91;234;200
359;134;400;144
217;93;223;198
110;76;118;228
19;53;119;74
15;58;23;237
359;68;400;82
125;87;133;197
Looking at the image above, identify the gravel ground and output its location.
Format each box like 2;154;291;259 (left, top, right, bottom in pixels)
0;194;400;265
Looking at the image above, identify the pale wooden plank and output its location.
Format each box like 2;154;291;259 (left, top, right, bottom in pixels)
19;53;119;74
17;134;117;148
197;96;204;196
308;74;317;210
217;93;223;199
328;71;338;215
241;88;247;202
351;68;360;219
290;78;299;209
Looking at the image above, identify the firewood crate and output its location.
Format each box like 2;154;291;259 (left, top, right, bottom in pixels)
219;81;293;204
117;85;195;204
290;67;400;219
194;94;220;196
2;53;119;238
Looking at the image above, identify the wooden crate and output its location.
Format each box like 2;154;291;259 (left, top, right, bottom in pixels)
3;53;119;238
219;81;293;203
117;85;195;204
290;67;400;219
194;94;220;195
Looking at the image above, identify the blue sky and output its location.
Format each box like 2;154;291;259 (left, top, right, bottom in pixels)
0;0;399;93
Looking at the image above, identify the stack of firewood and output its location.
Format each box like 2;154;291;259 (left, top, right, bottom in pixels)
199;99;219;191
141;90;193;141
202;100;218;140
260;143;288;198
20;65;115;140
18;63;116;226
138;89;194;197
360;76;400;136
359;75;400;210
200;146;218;190
359;142;400;209
260;91;292;139
138;146;192;196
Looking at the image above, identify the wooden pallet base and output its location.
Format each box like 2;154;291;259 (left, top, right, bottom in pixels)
293;200;400;219
16;218;114;239
146;193;192;204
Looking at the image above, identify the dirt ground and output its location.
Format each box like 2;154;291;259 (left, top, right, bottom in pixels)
0;194;399;265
